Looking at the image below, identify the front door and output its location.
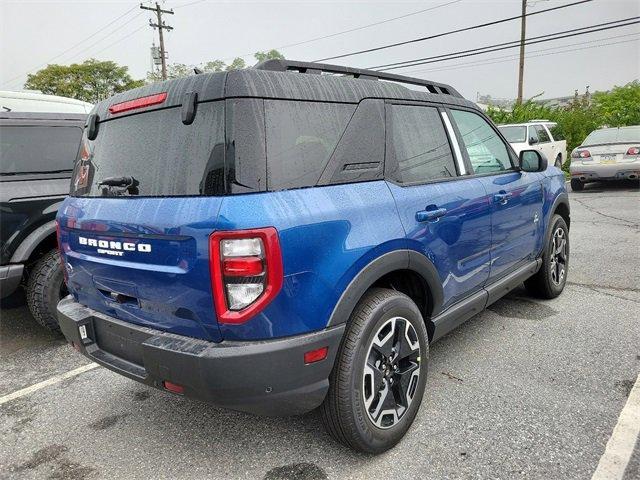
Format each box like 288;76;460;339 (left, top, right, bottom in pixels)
385;103;492;310
448;109;544;281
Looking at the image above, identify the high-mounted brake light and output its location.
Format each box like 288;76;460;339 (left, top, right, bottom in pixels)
627;147;640;155
108;92;167;115
571;150;591;159
209;227;283;324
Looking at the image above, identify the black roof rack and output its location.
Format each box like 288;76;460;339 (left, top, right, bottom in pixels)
254;59;462;98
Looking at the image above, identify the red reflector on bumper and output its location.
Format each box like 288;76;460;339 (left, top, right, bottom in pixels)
304;346;328;364
163;380;184;394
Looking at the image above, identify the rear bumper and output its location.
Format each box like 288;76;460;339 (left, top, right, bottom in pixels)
570;162;640;181
57;296;345;416
0;264;24;298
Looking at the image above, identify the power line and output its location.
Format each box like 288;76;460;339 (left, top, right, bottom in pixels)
62;12;145;63
373;19;640;72
314;0;593;62
188;0;464;63
402;33;640;75
1;4;139;88
265;0;464;51
91;24;149;58
369;17;640;69
407;37;640;80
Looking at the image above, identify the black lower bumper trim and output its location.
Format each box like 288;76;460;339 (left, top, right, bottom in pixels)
57;296;345;416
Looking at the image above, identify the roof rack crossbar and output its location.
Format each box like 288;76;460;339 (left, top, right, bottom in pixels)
254;59;462;98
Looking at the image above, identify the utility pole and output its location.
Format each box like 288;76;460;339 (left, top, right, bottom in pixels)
140;2;174;81
516;0;527;104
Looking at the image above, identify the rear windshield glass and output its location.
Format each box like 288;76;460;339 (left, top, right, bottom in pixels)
0;125;82;175
265;100;356;190
583;127;640;146
71;101;224;197
498;126;527;143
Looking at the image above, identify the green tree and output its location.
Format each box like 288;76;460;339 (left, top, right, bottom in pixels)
202;60;226;72
147;49;285;83
146;63;194;83
225;57;247;71
592;81;640;127
254;49;285;62
25;59;143;103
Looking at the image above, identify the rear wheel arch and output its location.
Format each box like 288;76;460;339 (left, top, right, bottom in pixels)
326;250;443;341
10;220;58;264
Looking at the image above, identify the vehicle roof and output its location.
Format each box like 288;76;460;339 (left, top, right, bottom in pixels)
0;90;92;105
91;60;479;121
591;125;639;131
0;111;87;122
498;121;557;127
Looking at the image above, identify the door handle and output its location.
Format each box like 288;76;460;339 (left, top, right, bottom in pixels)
494;192;512;205
416;207;447;222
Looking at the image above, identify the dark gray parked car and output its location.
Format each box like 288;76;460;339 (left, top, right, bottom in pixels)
1;112;86;329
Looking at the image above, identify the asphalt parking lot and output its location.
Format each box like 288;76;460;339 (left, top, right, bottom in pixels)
1;181;639;480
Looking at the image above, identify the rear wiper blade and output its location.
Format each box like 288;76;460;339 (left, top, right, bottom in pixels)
99;176;139;188
99;176;139;196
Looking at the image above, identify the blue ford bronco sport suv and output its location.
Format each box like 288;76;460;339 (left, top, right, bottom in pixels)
57;60;570;453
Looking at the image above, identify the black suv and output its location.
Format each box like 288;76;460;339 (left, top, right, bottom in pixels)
1;112;86;329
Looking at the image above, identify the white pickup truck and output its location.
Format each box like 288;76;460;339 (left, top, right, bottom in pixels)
498;121;567;168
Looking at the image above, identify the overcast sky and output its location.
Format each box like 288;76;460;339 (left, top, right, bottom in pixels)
1;0;638;100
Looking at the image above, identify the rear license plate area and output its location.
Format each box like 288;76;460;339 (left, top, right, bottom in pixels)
93;319;147;366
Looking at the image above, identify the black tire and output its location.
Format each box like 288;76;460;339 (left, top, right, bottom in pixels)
320;288;429;453
525;214;569;299
570;178;584;191
26;249;67;331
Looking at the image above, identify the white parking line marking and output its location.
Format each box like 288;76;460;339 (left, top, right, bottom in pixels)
0;363;99;406
592;373;640;480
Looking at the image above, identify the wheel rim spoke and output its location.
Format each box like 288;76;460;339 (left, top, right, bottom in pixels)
362;316;422;429
550;227;568;285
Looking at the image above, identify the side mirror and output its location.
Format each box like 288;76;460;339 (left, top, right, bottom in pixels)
519;149;548;172
528;137;539;145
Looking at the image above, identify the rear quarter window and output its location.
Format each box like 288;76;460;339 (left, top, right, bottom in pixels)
0;125;82;175
265;100;356;191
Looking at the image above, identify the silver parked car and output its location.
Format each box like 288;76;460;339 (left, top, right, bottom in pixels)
569;126;640;191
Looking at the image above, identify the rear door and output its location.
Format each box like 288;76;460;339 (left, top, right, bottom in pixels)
59;100;228;342
385;102;492;309
533;124;555;163
448;109;544;281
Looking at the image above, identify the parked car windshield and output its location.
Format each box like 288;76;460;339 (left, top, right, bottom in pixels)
0;125;82;175
583;126;640;146
498;126;527;143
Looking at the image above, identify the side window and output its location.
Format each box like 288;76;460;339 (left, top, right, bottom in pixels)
0;125;82;175
265;100;355;191
387;104;457;184
535;125;550;143
528;126;539;144
450;110;513;174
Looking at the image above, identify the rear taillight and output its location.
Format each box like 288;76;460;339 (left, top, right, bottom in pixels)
572;150;591;159
108;92;167;115
56;219;68;284
209;227;283;324
627;147;640;155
